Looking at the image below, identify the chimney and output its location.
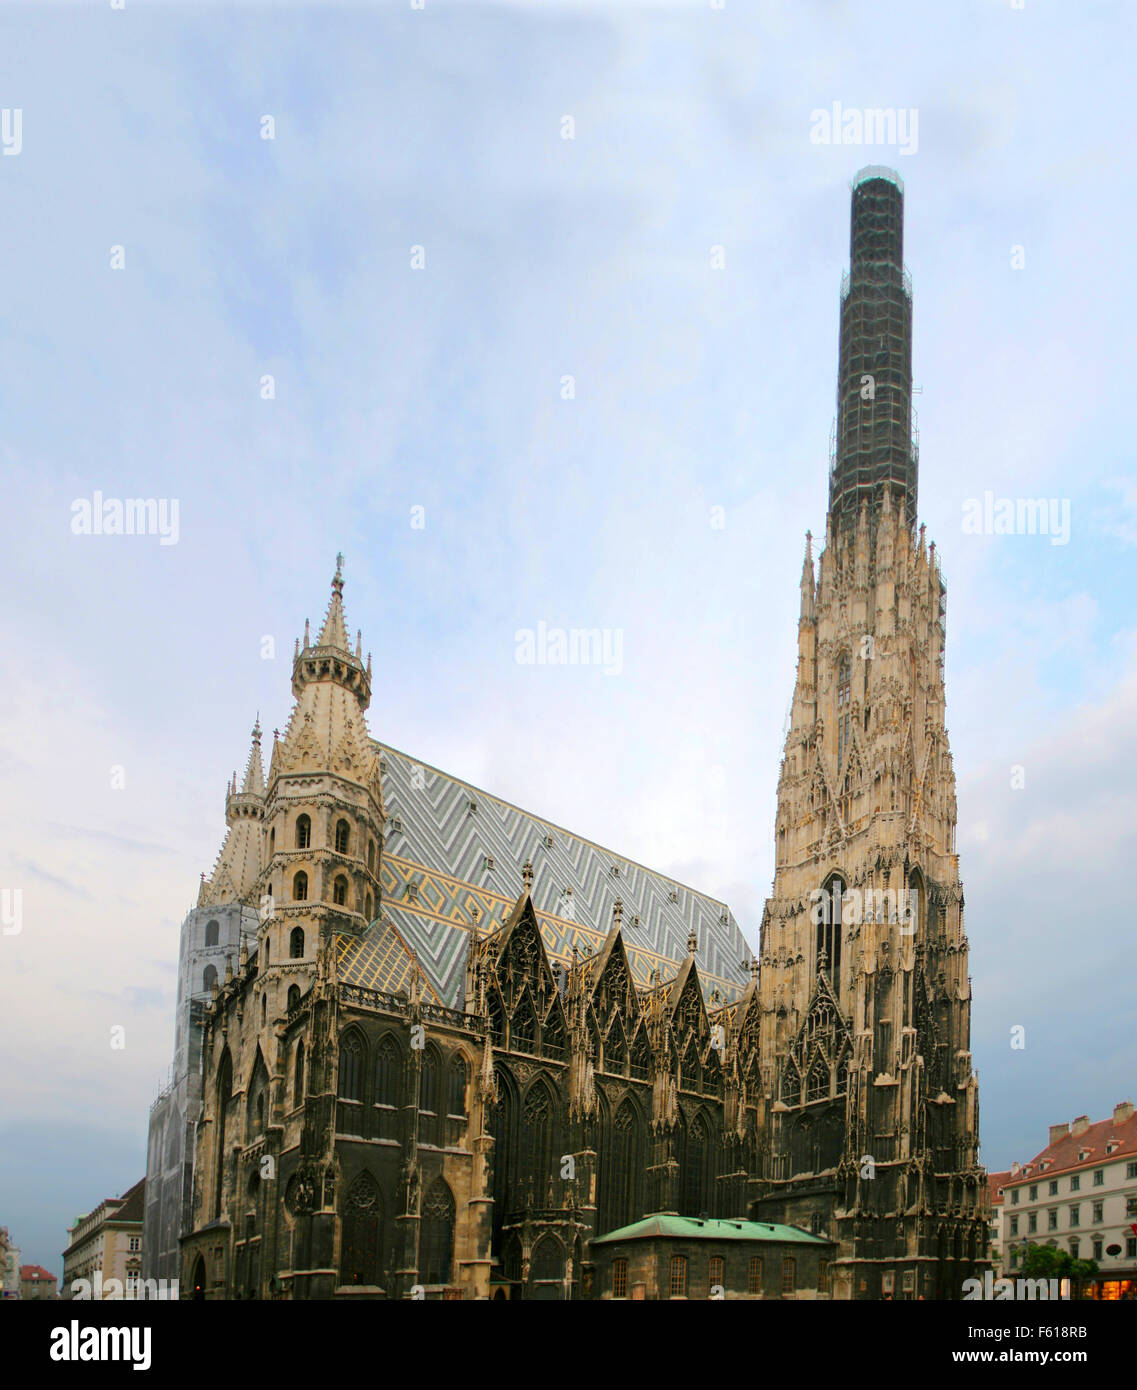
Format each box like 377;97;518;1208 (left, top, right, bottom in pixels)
1113;1100;1135;1126
1048;1122;1070;1146
1071;1115;1091;1137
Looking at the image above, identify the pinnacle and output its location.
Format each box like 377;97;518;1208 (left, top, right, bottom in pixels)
312;554;351;653
240;716;265;796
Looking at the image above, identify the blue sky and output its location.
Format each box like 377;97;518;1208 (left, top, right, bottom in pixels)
1;0;1135;1274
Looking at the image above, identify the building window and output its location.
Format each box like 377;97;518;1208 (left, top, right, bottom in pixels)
1011;1189;1019;1205
294;1040;304;1102
338;1033;364;1102
1069;1205;1080;1226
287;984;300;1012
205;920;219;947
128;1237;140;1252
781;1257;796;1294
295;814;311;849
420;1179;455;1285
818;1259;830;1294
1092;1201;1103;1223
1028;1213;1037;1234
1127;1197;1137;1218
1127;1162;1137;1180
669;1256;687;1298
1127;1238;1137;1260
1070;1174;1080;1191
340;1172;382;1287
612;1259;628;1299
1049;1180;1058;1196
293;871;308;902
333;876;348;906
1069;1239;1079;1259
1093;1170;1104;1186
202;965;217;994
1093;1238;1103;1261
335;819;350;854
708;1256;724;1294
365;893;373;920
290;927;304;959
261;993;267;1026
1009;1216;1019;1236
836;653;851;770
447;1056;467;1117
1029;1185;1037;1201
1047;1210;1058;1231
368;840;375;872
748;1257;763;1294
816;874;844;981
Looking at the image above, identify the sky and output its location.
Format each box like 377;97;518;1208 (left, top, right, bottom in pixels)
1;0;1135;1276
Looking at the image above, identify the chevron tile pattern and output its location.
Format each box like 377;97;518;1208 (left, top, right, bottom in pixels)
370;742;752;1009
335;917;442;1002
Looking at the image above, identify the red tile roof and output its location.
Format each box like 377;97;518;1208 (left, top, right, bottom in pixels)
1005;1107;1137;1186
987;1170;1011;1206
107;1178;146;1226
20;1265;56;1282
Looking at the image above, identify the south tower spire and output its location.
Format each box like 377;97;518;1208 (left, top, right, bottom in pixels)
829;167;918;536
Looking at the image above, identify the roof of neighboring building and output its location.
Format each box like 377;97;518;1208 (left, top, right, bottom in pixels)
987;1170;1011;1206
371;742;752;1009
20;1265;56;1282
105;1178;146;1227
1005;1107;1137;1187
591;1215;832;1246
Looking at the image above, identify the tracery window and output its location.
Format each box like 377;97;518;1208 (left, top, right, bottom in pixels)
599;1099;639;1234
338;1031;365;1136
816;873;843;982
447;1056;467;1116
521;1083;554;1192
682;1113;711;1217
531;1235;564;1283
340;1172;382;1287
374;1035;400;1139
419;1046;440;1146
630;1029;651;1080
420;1179;455;1285
781;1065;800;1107
837;653;851;770
806;1056;830;1104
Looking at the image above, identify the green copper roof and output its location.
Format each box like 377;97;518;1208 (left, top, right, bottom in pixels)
591;1215;831;1246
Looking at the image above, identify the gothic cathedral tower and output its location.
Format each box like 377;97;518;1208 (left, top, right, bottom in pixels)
750;169;987;1300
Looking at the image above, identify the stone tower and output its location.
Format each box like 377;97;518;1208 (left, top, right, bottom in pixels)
750;168;986;1301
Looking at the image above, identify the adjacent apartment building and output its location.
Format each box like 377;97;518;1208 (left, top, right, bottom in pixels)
61;1179;146;1299
20;1265;58;1300
1001;1100;1137;1299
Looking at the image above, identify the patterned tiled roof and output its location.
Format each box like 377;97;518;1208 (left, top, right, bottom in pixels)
370;742;753;1010
335;915;441;1003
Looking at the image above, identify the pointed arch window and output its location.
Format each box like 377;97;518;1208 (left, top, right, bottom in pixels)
447;1055;467;1117
604;1024;627;1076
340;1172;382;1287
599;1099;640;1233
338;1031;365;1135
806;1055;830;1103
205;920;219;947
837;653;851;770
287;984;301;1012
333;876;348;906
531;1234;564;1284
213;1049;232;1221
681;1113;711;1217
335;819;350;854
202;965;218;995
293;871;308;902
817;874;843;983
367;840;375;873
294;1040;304;1103
781;1064;800;1107
421;1179;455;1285
295;814;311;850
511;999;536;1053
521;1084;554;1195
420;1046;440;1145
630;1028;651;1081
373;1035;400;1140
289;927;304;959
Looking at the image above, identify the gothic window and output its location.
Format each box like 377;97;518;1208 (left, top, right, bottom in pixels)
293;871;308;902
247;1050;269;1138
599;1099;640;1234
447;1055;467;1116
287;984;300;1012
531;1235;564;1283
630;1028;651;1080
806;1056;830;1104
367;840;375;873
521;1083;554;1193
335;819;351;854
269;828;275;856
669;1255;687;1298
542;1004;566;1059
205;920;219;947
295;814;311;849
836;1055;850;1095
604;1024;627;1076
294;1040;304;1103
907;869;922;937
365;893;373;920
340;1172;382;1287
338;1032;365;1135
682;1113;711;1217
333;876;348;906
511;999;536;1052
490;1071;516;1244
214;1049;232;1221
682;1037;702;1092
290;927;304;959
202;965;218;995
420;1179;455;1285
816;873;843;982
419;1046;440;1145
488;991;505;1045
781;1065;800;1107
264;937;270;963
837;653;852;773
261;993;267;1026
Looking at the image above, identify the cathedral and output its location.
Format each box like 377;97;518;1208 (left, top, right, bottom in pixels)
143;166;988;1300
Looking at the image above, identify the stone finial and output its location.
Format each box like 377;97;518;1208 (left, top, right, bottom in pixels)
687;927;697;957
522;859;534;891
613;896;623;929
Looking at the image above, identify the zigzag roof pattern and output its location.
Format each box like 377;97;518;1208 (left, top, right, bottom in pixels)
371;741;752;1009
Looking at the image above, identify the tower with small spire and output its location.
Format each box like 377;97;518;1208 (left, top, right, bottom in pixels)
752;168;985;1300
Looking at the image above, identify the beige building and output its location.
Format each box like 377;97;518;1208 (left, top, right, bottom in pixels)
19;1265;58;1300
1002;1101;1137;1299
62;1178;145;1299
986;1170;1010;1276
